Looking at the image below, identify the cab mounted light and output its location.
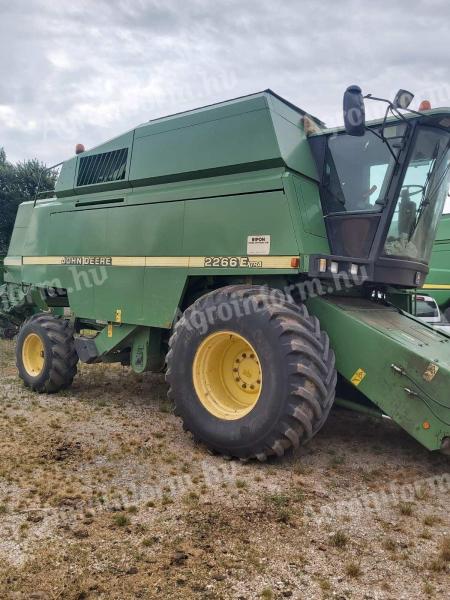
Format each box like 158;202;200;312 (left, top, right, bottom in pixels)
318;258;327;273
330;262;339;274
419;100;432;111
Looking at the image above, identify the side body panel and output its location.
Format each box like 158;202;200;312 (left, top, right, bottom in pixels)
5;168;327;328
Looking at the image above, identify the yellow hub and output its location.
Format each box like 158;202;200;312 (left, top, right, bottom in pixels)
193;331;262;420
22;333;45;377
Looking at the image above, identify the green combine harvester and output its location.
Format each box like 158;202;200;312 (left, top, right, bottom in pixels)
1;86;450;459
423;212;450;319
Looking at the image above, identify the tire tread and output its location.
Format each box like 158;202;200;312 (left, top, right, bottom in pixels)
17;313;78;393
166;285;336;460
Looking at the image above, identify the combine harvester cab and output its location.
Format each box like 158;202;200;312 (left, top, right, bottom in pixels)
304;89;450;455
2;86;450;459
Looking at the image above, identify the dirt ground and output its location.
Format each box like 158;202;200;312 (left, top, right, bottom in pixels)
0;339;448;600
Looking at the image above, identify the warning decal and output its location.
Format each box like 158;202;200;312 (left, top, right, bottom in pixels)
351;368;367;387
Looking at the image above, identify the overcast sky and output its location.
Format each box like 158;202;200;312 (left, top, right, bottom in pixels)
1;0;449;165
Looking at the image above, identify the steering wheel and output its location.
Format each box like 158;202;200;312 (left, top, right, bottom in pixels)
401;184;424;197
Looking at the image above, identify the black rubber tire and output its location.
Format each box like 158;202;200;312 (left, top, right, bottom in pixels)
166;285;337;460
444;307;450;323
2;326;18;340
16;313;78;393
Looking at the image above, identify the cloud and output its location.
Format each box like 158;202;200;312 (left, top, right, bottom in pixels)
0;0;449;164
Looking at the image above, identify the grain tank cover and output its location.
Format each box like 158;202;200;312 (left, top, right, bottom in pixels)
55;90;324;197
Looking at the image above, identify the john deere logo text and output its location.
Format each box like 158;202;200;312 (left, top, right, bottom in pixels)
61;256;112;266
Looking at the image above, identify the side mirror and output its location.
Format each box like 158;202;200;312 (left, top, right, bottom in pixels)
393;89;414;110
343;85;366;136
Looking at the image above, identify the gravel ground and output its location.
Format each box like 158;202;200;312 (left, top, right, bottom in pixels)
0;338;448;599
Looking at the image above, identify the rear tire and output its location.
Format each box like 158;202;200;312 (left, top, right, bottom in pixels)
2;326;17;340
166;285;336;460
16;313;78;393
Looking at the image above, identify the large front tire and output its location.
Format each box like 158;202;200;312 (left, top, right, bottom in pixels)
16;313;78;393
166;286;336;460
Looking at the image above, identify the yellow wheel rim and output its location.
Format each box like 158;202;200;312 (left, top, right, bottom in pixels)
193;331;262;420
22;333;45;377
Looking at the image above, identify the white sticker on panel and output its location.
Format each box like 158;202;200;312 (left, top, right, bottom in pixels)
247;235;271;255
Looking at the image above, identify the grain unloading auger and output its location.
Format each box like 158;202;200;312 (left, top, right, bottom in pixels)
3;86;450;458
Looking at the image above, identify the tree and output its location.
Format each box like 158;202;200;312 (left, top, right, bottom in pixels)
0;149;57;253
0;150;17;254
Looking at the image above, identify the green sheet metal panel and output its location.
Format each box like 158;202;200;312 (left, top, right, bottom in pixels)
106;202;184;257
277;173;329;258
22;200;54;256
269;110;318;181
183;190;297;257
49;209;108;255
143;268;187;328
7;225;28;263
93;266;145;324
54;157;77;198
282;173;330;258
45;200;185;324
127;167;286;206
135;93;269;134
6;173;307;326
54;91;320;196
307;295;450;451
130;103;281;186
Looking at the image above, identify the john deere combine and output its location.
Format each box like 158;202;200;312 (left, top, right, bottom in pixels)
2;86;450;459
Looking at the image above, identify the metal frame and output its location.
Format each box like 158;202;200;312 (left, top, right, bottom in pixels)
33;162;64;206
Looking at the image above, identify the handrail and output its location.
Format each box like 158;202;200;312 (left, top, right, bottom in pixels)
33;162;64;207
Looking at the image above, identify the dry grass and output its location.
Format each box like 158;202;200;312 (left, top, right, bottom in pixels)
345;561;362;578
0;338;449;599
